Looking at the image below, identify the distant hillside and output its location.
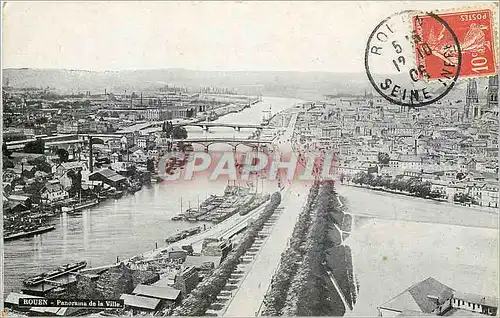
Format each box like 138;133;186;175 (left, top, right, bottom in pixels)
2;68;372;100
2;68;482;101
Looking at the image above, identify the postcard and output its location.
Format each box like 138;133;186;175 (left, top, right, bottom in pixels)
1;1;498;317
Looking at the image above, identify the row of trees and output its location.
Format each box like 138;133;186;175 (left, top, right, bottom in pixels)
173;192;282;316
23;139;45;154
262;182;320;316
351;172;444;199
281;181;346;316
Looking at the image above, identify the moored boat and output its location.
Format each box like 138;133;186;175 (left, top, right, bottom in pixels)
23;261;87;286
61;199;99;213
4;225;56;241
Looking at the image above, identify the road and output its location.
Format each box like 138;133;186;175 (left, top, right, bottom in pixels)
223;182;309;316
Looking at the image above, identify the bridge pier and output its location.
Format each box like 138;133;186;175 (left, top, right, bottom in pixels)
205;146;209;153
203;125;209;132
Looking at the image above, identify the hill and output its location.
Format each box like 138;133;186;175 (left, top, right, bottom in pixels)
2;68;372;100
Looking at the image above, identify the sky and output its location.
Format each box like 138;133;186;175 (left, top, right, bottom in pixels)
1;1;488;73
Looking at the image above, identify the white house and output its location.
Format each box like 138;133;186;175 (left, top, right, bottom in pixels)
40;180;69;203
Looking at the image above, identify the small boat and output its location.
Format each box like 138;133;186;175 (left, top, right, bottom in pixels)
109;190;124;199
62;199;99;213
171;215;183;221
165;226;202;244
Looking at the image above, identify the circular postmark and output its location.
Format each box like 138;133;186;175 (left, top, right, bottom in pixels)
365;10;462;108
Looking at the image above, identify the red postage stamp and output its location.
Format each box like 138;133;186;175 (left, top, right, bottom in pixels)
412;8;498;80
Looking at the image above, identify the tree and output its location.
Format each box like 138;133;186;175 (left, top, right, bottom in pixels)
172;126;188;139
146;158;155;173
24;181;45;204
23;139;45;154
3;157;14;169
3;142;12;158
36;162;52;174
56;148;69;163
67;170;83;197
377;152;390;165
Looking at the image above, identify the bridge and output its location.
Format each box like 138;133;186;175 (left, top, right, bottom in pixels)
6;134;124;150
115;120;267;134
171;137;273;151
176;122;265;131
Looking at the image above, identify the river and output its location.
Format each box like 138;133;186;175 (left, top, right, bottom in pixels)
338;185;498;317
3;96;303;294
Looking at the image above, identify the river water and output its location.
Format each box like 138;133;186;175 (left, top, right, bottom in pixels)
338;185;498;317
3;96;303;294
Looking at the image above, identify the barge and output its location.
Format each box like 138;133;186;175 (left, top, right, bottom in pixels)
23;261;87;286
61;199;99;213
4;225;56;241
165;226;202;244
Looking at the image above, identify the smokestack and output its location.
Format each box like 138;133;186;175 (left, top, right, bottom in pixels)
89;137;94;173
105;89;107;95
140;92;143;107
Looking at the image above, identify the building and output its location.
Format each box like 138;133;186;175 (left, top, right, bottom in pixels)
377;277;454;317
120;294;161;313
378;277;498;317
486;75;498;110
166;246;187;262
132;284;181;308
465;78;479;119
7;194;32;207
89;169;127;190
53;161;89;190
173;266;199;297
480;181;499;208
201;238;232;261
451;291;498;316
40;180;69;203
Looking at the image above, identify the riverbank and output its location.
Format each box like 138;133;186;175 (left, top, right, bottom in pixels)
336;184;499;229
340;187;498;316
3;96;305;296
341;182;499;214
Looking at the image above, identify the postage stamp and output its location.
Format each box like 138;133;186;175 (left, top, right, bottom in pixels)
365;10;462;108
412;7;498;79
